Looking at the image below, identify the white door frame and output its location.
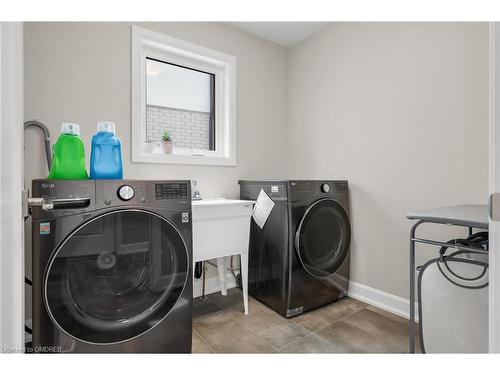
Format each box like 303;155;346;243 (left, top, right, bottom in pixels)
0;22;24;353
489;22;500;353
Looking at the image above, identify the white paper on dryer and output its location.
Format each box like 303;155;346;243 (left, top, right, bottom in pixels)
252;189;275;229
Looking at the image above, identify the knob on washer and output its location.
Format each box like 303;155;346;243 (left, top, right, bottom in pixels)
321;183;330;193
118;185;135;201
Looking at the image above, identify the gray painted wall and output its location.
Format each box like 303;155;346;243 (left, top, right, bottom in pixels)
23;22;288;196
23;22;288;318
23;22;489;308
287;22;489;299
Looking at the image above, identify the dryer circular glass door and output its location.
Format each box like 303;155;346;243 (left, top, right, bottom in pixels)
295;198;351;278
44;209;189;344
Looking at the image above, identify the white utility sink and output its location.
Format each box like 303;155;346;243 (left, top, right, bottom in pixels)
192;198;255;206
191;198;255;314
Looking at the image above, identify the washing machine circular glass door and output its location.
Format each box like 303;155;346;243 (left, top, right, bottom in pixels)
44;209;189;344
295;198;351;278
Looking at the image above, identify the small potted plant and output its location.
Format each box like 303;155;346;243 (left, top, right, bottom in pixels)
160;131;173;154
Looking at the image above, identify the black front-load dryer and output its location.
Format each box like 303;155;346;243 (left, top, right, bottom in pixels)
30;179;192;353
239;180;350;317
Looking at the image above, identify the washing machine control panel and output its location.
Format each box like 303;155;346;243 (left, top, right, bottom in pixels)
96;180;190;210
155;183;188;200
117;185;135;201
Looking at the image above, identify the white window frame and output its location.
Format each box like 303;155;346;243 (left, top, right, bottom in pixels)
131;26;236;166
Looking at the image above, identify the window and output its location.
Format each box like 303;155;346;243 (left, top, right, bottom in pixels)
146;59;216;151
131;26;236;166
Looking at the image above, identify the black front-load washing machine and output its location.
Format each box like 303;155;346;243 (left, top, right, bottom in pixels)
239;180;351;317
30;179;192;353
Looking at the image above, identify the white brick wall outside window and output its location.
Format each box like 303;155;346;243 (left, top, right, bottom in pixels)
146;105;212;150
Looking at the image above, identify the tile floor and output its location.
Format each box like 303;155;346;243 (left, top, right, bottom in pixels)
192;288;420;354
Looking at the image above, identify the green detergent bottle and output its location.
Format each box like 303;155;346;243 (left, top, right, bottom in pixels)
48;123;88;180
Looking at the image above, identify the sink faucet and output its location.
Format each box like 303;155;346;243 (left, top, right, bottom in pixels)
191;180;202;200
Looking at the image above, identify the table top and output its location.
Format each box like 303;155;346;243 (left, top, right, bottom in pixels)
406;204;489;229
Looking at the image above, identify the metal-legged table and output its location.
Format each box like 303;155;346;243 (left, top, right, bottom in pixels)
406;205;489;353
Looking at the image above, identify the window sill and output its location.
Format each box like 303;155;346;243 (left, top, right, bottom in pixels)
132;150;236;166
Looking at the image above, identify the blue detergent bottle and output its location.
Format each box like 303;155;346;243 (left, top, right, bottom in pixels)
90;121;123;179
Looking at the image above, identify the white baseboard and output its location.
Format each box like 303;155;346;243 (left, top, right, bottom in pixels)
348;280;418;321
193;271;237;298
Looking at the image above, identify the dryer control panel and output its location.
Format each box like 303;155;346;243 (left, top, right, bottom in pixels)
288;180;349;204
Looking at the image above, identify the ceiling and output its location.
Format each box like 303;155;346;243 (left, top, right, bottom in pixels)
227;22;330;47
